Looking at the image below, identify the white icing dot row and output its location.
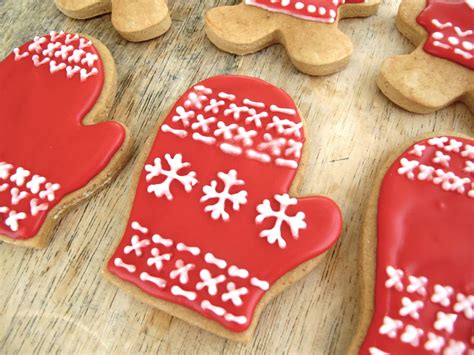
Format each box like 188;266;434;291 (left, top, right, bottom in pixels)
0;161;60;232
244;0;368;24
430;18;473;61
12;32;99;82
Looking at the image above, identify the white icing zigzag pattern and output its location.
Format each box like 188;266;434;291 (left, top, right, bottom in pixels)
160;85;303;170
12;31;99;82
397;137;474;199
0;161;61;233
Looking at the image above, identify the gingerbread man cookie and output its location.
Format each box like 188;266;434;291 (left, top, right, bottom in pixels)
104;75;342;341
350;135;474;354
378;0;474;114
205;0;380;76
55;0;171;42
0;32;131;248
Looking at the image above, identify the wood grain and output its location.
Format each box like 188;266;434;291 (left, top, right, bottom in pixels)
0;0;472;354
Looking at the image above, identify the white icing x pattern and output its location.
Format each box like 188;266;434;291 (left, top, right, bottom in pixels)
0;161;61;232
113;220;272;326
371;264;474;354
160;85;303;170
399;137;474;198
12;31;99;82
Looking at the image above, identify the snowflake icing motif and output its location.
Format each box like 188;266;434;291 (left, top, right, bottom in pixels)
200;170;248;221
145;153;198;201
255;193;306;248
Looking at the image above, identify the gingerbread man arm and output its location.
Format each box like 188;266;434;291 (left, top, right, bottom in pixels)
111;0;171;42
378;0;474;114
55;0;111;19
206;1;380;76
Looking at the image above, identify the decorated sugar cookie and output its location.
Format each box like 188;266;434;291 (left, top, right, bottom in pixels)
205;0;380;76
105;75;342;341
350;135;474;354
378;0;474;113
0;32;130;248
55;0;171;42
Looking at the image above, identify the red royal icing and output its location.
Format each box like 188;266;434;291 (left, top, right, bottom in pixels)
360;136;474;354
417;0;474;70
0;32;126;240
107;75;342;332
245;0;366;23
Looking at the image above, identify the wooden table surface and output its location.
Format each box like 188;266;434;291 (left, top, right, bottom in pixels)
0;0;472;354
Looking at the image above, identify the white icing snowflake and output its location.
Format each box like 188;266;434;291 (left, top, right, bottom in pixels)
255;194;306;249
200;170;248;221
172;106;195;127
0;162;13;179
145;154;198;200
147;248;172;271
4;210;26;232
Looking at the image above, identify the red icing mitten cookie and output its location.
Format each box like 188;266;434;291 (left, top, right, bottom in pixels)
0;32;130;248
105;75;342;341
351;135;474;354
205;0;380;76
378;0;474;114
55;0;171;42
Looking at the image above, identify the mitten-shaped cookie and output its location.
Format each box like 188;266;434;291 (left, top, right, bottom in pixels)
55;0;171;42
0;32;130;248
378;0;474;114
205;0;380;76
105;75;342;341
350;135;474;354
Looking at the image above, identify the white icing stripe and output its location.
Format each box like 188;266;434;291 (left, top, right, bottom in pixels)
432;19;453;29
194;85;213;94
228;265;249;279
204;252;227;269
243;98;265;108
171;285;197;301
218;92;236;101
454;48;473;59
251;277;270;290
275;158;298;169
220;143;243;155
140;272;166;288
114;258;136;273
201;300;226;316
161;124;188;138
270;104;296;115
131;221;148;234
152;234;174;247
224;313;247;325
176;242;201;256
246;149;271;163
192;132;216;145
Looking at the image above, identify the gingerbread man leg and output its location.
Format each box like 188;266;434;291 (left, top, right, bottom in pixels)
378;0;474;113
378;47;474;114
206;1;380;76
55;0;111;19
55;0;171;42
111;0;171;42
